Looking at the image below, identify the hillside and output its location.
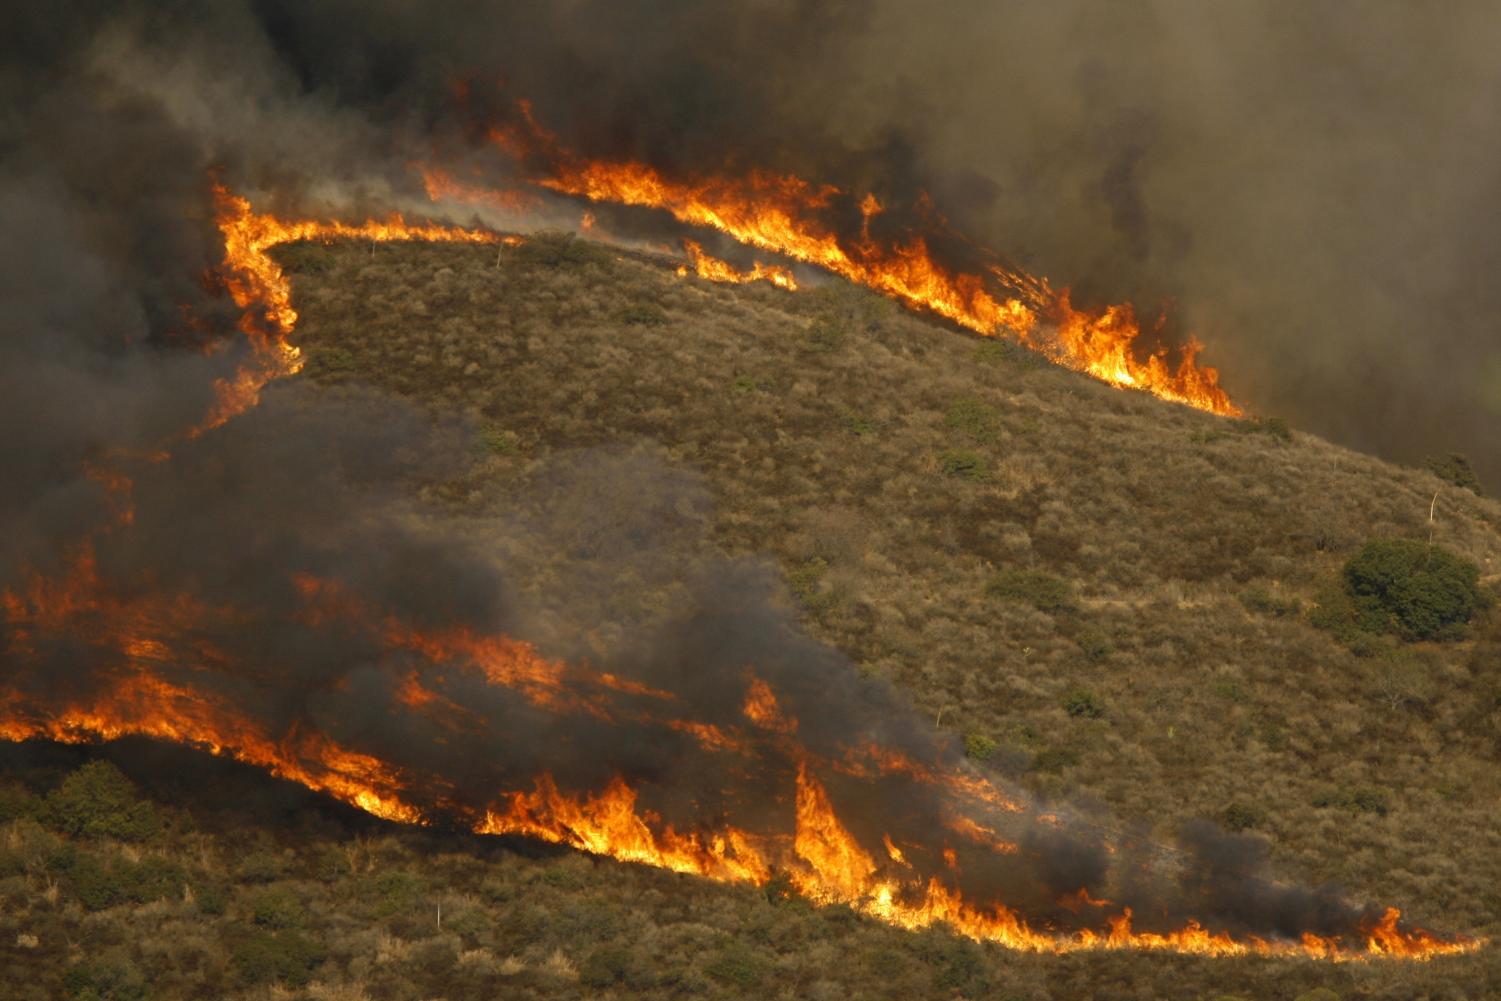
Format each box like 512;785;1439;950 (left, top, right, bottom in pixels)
3;232;1498;1000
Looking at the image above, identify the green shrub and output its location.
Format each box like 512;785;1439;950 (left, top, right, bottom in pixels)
944;398;999;442
1425;452;1483;495
232;929;325;987
963;733;997;760
1342;539;1486;641
704;942;769;988
973;339;1043;369
1075;631;1113;662
478;425;519;455
235;849;285;883
369;869;423;915
580;945;650;988
514;230;607;270
0;782;40;822
1241;584;1299;617
44;762;158;841
1030;747;1080;773
838;408;876;436
1293;987;1342;1001
618;301;668;326
67;854;185;911
1061;689;1106;719
803;317;847;352
307;346;358;376
63;951;146;1001
193;877;230;916
251;886;306;929
938;449;989;480
1232;415;1293;443
1313;785;1390;816
988;568;1073;612
1221;802;1268;832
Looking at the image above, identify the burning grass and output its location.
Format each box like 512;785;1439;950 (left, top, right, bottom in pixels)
3;208;1499;997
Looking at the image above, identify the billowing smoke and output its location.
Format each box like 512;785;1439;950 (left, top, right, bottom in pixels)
0;0;1478;952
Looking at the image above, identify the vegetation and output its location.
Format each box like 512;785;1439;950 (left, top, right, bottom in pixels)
1319;538;1488;642
1426;452;1484;495
3;236;1498;999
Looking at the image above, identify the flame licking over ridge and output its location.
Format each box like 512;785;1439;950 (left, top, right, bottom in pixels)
677;238;799;290
0;185;1478;962
451;100;1240;415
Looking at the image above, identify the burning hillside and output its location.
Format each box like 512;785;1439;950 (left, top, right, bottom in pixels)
0;189;1478;962
420;97;1240;416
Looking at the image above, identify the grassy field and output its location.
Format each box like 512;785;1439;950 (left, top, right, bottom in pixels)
2;232;1497;999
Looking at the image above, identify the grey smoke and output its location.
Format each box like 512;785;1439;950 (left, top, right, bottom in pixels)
0;0;1473;945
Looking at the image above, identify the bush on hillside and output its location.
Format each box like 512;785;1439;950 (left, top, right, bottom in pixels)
1425;452;1484;495
44;762;158;841
1342;539;1486;641
987;567;1073;613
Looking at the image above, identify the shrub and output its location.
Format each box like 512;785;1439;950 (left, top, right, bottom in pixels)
1061;689;1106;719
235;849;285;883
1241;584;1299;618
0;782;41;822
1233;415;1293;443
193;877;230;916
963;734;997;760
1425;452;1483;495
67;854;185;911
944;398;999;442
479;425;519;455
514;230;607;270
803;317;847;352
1221;802;1268;832
63;952;146;1001
251;886;306;929
1342;539;1486;641
1075;631;1113;662
579;945;649;988
618;301;668;326
988;568;1073;612
307;346;358;376
232;929;325;987
44;762;158;841
938;449;989;480
1030;747;1079;773
703;942;769;988
1313;785;1390;816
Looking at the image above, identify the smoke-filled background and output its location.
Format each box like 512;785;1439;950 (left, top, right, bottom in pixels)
13;1;1498;481
0;0;1493;948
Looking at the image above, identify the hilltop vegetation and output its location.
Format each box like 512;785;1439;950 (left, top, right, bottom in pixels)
2;232;1498;1000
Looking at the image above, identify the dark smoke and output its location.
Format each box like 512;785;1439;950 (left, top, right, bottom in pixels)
0;0;1471;947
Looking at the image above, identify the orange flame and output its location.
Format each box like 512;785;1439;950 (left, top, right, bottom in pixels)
0;188;1473;964
677;238;798;290
473;107;1240;415
205;185;512;433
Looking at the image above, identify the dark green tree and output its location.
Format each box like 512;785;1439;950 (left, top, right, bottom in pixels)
1343;538;1486;641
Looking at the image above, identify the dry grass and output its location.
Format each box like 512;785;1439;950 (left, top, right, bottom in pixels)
0;234;1495;999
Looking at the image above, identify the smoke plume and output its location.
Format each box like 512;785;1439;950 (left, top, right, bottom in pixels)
0;0;1485;954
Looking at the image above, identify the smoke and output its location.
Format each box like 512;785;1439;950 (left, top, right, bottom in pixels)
80;0;1492;482
0;0;1476;948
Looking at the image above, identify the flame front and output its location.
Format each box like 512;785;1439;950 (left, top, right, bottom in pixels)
0;187;1475;964
455;103;1240;415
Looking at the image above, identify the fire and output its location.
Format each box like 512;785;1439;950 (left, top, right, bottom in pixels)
677;238;799;290
0;186;1476;965
9;547;1470;960
468;106;1240;415
206;185;514;433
